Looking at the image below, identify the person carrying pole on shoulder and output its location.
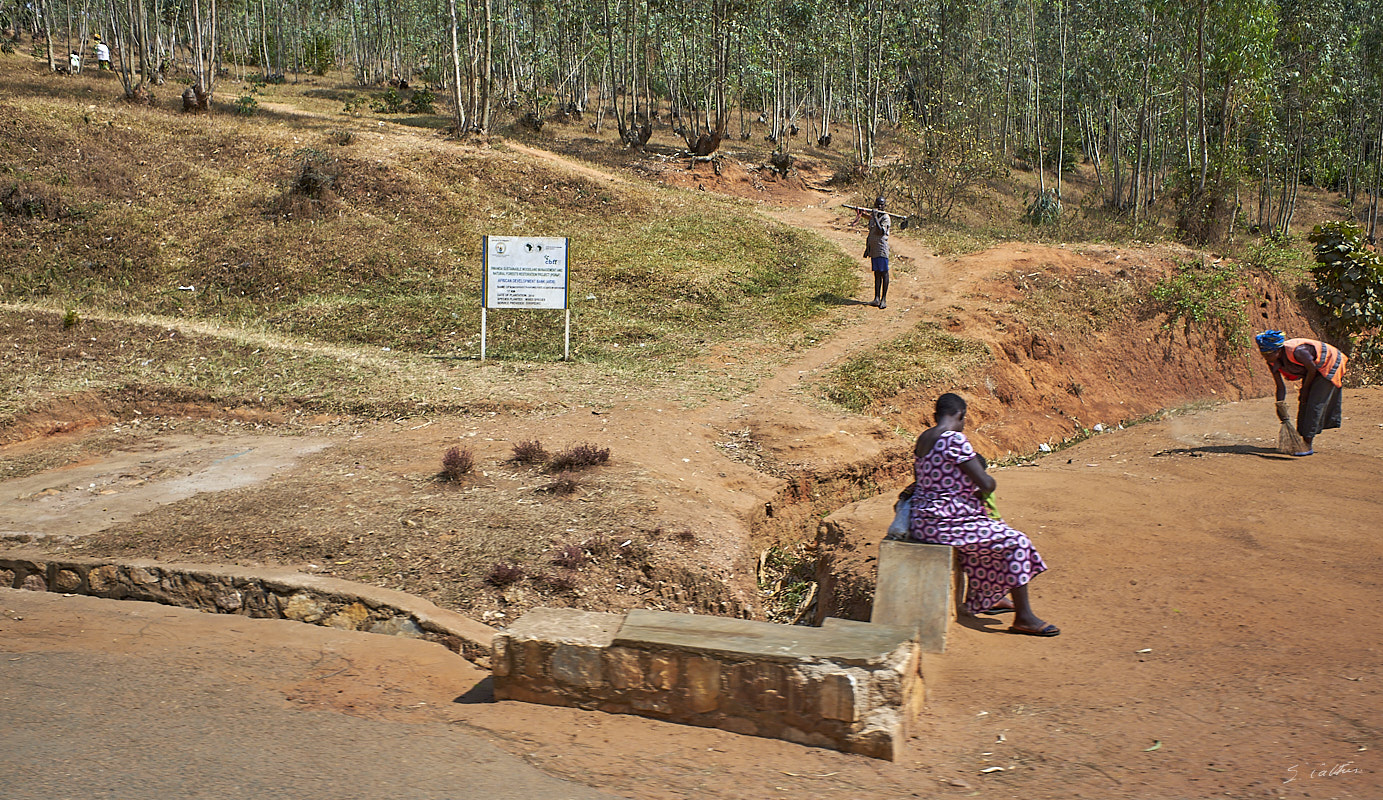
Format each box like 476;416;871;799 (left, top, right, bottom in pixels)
1255;330;1348;456
853;196;891;309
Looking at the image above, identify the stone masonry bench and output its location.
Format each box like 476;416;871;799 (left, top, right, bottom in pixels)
491;608;921;760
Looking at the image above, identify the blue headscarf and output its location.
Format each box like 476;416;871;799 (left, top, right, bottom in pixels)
1255;330;1286;353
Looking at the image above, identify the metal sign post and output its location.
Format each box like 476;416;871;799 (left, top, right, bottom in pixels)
480;236;570;361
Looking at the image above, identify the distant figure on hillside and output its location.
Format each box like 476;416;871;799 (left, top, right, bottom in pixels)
93;35;111;70
853;196;890;309
1255;330;1347;456
909;393;1059;637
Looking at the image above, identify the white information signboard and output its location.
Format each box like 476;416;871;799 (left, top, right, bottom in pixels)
480;236;571;360
483;236;569;309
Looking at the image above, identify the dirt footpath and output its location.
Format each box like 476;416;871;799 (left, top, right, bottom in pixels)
5;391;1378;800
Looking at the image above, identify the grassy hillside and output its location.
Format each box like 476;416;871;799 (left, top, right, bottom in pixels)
0;56;859;419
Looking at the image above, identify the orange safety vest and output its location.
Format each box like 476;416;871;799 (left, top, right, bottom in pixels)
1282;338;1347;388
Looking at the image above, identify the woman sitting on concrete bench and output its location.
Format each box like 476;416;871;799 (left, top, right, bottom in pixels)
908;393;1059;637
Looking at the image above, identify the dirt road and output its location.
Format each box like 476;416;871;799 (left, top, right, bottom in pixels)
5;392;1378;799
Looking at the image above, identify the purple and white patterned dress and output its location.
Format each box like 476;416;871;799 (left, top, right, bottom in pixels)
909;430;1047;613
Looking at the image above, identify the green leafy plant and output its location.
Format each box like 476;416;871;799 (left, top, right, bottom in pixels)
1308;221;1383;370
1148;258;1250;348
407;89;436;114
232;93;259;116
62;310;79;329
371;88;406;114
304;32;334;76
1022;190;1062;226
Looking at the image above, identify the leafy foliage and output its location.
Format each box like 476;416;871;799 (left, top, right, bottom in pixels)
304;32;334;76
881;120;1007;221
371;89;407;115
407;89;436;115
1308;221;1383;367
1023;190;1062;226
232;93;259;116
1148;259;1251;349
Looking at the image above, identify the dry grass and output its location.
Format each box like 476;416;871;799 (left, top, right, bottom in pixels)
0;58;858;419
819;322;993;413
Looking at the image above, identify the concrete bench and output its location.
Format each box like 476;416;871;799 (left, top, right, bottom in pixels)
870;540;961;653
492;607;921;760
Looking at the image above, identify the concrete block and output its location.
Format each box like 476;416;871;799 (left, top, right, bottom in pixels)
615;609;915;667
871;540;957;653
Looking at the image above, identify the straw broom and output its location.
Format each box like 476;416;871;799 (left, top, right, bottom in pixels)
1276;400;1307;454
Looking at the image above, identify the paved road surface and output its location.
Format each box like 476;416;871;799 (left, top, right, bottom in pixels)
0;589;617;800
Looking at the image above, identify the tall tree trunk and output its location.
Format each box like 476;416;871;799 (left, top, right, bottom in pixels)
448;0;467;132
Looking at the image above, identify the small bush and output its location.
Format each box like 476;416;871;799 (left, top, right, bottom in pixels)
327;128;354;146
288;148;338;200
372;88;407;114
1022;190;1062;225
342;95;365;116
510;439;549;465
1148;258;1250;350
62;310;79;329
305;32;334;76
233;94;259;116
486;562;525;587
407;89;436;114
550;543;586;569
542;471;581;495
1309;221;1383;369
442;445;474;480
547;443;610;472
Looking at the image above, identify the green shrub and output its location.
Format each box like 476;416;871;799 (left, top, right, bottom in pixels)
305;32;334;76
371;88;406;114
233;93;259;116
1148;258;1250;349
1308;221;1383;369
1023;190;1062;225
407;89;436;114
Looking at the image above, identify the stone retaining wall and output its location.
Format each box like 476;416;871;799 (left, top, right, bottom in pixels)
492;607;921;760
0;552;495;666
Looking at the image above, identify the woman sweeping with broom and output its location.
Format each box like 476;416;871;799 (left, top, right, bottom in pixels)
1255;331;1348;456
